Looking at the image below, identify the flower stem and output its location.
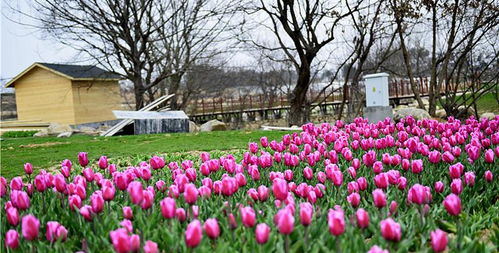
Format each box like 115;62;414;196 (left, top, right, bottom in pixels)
284;235;290;253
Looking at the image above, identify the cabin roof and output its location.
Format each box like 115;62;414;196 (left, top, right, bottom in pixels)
5;62;122;87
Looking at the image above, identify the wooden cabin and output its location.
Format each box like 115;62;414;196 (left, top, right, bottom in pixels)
5;63;122;125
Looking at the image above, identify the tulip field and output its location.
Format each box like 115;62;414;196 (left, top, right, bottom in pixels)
1;116;498;252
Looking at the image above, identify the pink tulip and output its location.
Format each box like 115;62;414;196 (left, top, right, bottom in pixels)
5;229;19;249
389;201;398;216
357;177;367;191
34;175;47;192
272;178;288;201
328;208;345;236
276;208;294;235
411;159;423;174
430;229;448;252
24;163;33;175
434;181;444;193
255;223;270;244
428;151;441;164
10;177;23;191
7;207;19;226
374;173;389;189
464;171;475;186
303;167;313;180
372;189;387;208
450;179;463;195
257;185;269;202
144;240;158;253
128;181;143;205
98;156;108;169
13;191;30;210
141;189;154;210
185;219;202;248
78;152;89;167
299;202;313;226
120;219;133;233
109;228;131;253
347;192;361;208
408;184;430;205
123;206;133;220
240;206;256;228
380;218;401;242
484;149;494;163
449;163;463;179
102;185;116;201
22;214;40;241
485;170;493;182
373;161;383;174
331;170;343;186
150;156;165;169
68;195;82;211
204;218;220;239
91;192;104;214
443;194;461;216
367;245;389;253
80;205;93;221
356;208;369;229
184;183;199;205
45;221;68;242
176;208;187;222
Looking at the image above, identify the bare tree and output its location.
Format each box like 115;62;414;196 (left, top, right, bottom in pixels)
246;0;363;126
156;0;240;110
29;0;177;109
388;0;426;109
422;0;499;116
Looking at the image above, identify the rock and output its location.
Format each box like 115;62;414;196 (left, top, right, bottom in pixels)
75;126;100;136
33;129;48;137
189;121;200;133
480;112;496;120
57;132;73;138
200;120;227;132
393;108;431;121
435;109;447;119
457;106;476;117
47;123;72;135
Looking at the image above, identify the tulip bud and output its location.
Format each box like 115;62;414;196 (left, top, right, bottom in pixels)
255;223;270;244
5;229;19;249
22;214;40;241
185;219;202;248
430;229;448;252
380;218;401;242
204;218;220;239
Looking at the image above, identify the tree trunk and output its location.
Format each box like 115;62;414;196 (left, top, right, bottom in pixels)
133;79;145;110
397;24;425;109
168;73;183;110
428;2;438;116
288;65;311;126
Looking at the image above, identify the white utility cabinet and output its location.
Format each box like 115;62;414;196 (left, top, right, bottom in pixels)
364;73;389;107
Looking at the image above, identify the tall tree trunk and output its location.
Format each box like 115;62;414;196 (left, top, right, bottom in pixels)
168;73;183;110
288;65;311;126
396;24;425;109
428;1;438;116
133;79;145;110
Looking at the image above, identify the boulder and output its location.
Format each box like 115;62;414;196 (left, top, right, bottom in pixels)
57;132;73;138
480;112;496;120
393;108;431;121
76;126;100;136
435;109;447;119
189;121;200;133
47;123;73;135
200;120;227;132
33;129;48;137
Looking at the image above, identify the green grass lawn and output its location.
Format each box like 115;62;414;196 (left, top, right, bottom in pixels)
439;92;499;113
0;130;292;178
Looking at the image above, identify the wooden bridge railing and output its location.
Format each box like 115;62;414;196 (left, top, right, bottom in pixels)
188;77;468;116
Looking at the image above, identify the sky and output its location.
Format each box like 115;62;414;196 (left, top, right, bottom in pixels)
1;1;79;90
